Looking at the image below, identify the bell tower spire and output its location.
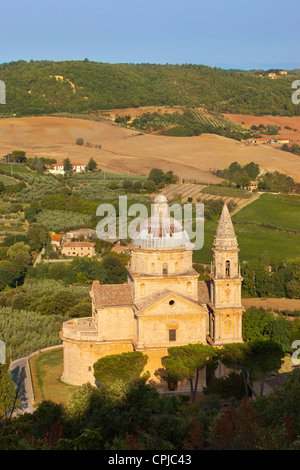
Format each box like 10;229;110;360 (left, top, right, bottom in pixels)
210;204;244;345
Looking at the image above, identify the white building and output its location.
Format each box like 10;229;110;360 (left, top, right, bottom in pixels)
49;162;86;175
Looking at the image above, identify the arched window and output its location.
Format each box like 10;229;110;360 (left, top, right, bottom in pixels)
162;262;168;275
140;283;145;295
151;262;155;272
175;261;179;271
187;281;192;293
225;260;230;277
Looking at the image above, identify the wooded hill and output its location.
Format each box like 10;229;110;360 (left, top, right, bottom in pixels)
0;60;299;117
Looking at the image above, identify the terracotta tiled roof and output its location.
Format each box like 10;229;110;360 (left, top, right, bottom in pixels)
111;245;126;253
252;373;289;395
92;281;133;308
51;234;63;242
52;162;86;167
63;242;95;248
198;281;211;304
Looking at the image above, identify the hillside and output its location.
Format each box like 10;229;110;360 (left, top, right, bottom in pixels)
224;113;300;143
0;60;299;117
1;116;300;183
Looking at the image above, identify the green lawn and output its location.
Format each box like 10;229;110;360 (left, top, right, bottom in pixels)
192;220;216;264
0;175;19;185
30;348;79;405
0;163;32;176
201;185;252;199
193;206;300;264
193;193;300;264
235;224;300;262
233;193;300;232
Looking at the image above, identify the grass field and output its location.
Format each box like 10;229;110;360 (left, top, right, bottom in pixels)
193;208;300;264
242;297;300;311
0;163;32;176
192;220;217;264
234;224;300;262
0;174;19;185
201;185;252;199
233;193;300;232
1;116;300;183
29;348;79;405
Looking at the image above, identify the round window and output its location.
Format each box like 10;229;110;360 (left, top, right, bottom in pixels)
169;300;175;306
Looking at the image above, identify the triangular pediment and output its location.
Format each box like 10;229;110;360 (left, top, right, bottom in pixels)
135;289;208;316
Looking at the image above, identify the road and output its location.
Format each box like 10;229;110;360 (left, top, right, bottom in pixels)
33;248;45;267
9;357;36;414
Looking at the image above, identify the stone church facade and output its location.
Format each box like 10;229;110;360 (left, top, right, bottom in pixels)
60;195;244;391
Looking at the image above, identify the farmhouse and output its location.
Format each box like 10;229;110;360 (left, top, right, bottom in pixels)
245;181;258;192
72;163;86;173
61;241;96;257
66;228;96;240
248;137;272;144
50;233;64;247
111;241;134;254
60;195;244;391
49;163;65;175
49;162;86;175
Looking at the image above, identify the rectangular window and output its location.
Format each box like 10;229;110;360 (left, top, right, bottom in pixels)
168;379;178;391
169;329;176;342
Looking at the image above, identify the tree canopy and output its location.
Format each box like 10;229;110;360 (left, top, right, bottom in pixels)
93;351;149;386
160;344;219;402
0;61;299;117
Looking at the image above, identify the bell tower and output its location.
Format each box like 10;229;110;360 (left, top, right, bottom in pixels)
210;204;244;345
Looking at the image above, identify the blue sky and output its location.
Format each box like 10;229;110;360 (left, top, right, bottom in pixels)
0;0;299;70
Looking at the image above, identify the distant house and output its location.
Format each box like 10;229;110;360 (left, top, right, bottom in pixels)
268;70;287;79
248;137;272;144
49;162;86;175
72;163;86;173
244;181;258;192
51;233;64;247
49;163;65;175
66;228;96;240
111;240;134;254
277;139;290;144
61;241;96;257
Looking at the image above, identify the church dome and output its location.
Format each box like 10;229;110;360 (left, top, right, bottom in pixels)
132;195;192;249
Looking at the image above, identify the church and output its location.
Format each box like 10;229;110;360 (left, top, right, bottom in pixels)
60;195;244;391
